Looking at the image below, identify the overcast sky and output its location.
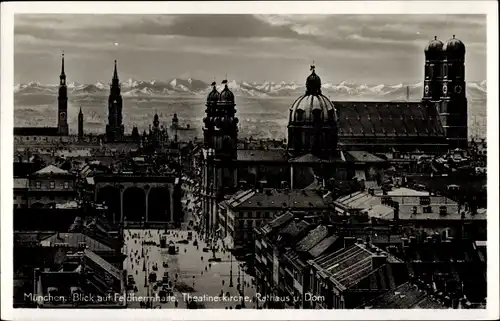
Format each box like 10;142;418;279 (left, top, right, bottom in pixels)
14;14;486;84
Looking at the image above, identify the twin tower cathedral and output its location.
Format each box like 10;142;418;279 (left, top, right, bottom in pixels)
423;35;468;149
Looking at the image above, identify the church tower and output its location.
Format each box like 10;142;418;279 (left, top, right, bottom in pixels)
78;107;84;139
106;60;124;142
440;35;468;149
201;80;238;238
423;36;444;102
57;52;69;136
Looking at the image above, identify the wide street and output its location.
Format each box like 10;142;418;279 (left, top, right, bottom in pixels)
121;182;257;309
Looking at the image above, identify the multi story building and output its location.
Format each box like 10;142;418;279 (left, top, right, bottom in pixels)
17;164;77;208
221;189;332;256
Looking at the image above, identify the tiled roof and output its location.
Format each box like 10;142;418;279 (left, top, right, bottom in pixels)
40;233;114;252
279;220;311;238
14;127;59;136
313;243;398;289
359;282;446;309
296;225;329;252
308;235;339;258
33;165;69;175
261;212;294;235
343;151;385;163
14;178;28;189
237;149;287;162
227;189;329;209
334;101;444;138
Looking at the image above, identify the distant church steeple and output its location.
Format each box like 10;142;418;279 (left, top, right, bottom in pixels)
57;51;69;135
78;106;84;139
106;60;124;142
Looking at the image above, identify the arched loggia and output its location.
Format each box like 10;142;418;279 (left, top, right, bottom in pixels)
123;187;146;222
96;185;121;223
148;187;170;222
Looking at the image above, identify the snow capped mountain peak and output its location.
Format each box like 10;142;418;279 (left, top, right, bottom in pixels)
13;78;487;99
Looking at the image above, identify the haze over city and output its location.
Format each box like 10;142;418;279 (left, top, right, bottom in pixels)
15;14;486;85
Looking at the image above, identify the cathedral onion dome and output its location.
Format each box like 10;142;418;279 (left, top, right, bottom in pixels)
424;36;444;54
219;79;235;103
289;65;337;124
443;35;466;54
207;81;219;103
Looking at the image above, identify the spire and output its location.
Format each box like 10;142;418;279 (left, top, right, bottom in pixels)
79;106;83;115
434;36;437;40
113;60;119;80
61;51;65;76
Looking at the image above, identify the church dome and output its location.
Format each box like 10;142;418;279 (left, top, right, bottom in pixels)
290;95;337;123
424;36;444;53
443;35;466;54
219;80;235;103
289;65;337;124
207;82;219;103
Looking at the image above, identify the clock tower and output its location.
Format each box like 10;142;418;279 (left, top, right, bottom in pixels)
57;52;69;136
440;35;468;149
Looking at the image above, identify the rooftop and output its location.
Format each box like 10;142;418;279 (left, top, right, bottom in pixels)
359;282;446;309
334;101;445;138
33;164;69;176
237;149;287;162
343;151;385;163
295;225;329;253
227;189;330;209
40;232;114;252
376;187;431;197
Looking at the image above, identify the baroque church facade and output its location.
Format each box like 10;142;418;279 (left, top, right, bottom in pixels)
200;36;470;238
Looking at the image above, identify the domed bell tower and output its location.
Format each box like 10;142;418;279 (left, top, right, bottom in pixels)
57;52;69;136
423;36;444;102
440;35;468;149
201;79;239;239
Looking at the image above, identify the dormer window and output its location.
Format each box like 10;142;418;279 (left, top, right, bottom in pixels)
36;182;41;189
49;181;55;189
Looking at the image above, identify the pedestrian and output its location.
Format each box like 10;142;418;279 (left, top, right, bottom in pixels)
175;300;178;308
222;280;225;286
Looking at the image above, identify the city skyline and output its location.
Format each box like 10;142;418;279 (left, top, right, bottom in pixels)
15;14;487;84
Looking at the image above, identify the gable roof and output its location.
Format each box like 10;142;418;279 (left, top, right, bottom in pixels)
334;101;444;138
33;164;69;175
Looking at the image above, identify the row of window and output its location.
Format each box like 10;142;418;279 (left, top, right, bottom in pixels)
35;181;70;189
239;211;272;219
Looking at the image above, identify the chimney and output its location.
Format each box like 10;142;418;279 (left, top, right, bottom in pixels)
356;237;363;244
327;224;334;234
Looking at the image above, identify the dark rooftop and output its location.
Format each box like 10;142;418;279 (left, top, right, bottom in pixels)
334;101;445;138
237;149;287;162
295;225;329;253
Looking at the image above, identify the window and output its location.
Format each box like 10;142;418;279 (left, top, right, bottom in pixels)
419;196;430;205
256;211;261;218
35;182;41;189
49;181;55;189
64;182;69;189
13;195;17;200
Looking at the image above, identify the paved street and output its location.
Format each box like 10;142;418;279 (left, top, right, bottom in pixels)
123;228;257;309
122;182;256;309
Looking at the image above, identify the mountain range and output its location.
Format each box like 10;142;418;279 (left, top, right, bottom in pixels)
14;78;487;100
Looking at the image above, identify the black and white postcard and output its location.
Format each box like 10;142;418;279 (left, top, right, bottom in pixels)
1;1;498;320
